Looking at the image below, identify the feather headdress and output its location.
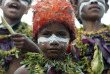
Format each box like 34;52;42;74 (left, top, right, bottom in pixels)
33;0;76;38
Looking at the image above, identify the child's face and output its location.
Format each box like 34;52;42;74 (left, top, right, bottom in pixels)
0;0;29;19
77;0;106;20
37;22;70;60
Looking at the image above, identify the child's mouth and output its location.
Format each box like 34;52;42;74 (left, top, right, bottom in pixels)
8;3;19;10
48;48;60;53
89;6;100;10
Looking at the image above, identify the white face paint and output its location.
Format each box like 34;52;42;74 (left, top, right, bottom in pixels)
4;0;28;9
38;34;70;45
4;0;11;6
79;0;105;16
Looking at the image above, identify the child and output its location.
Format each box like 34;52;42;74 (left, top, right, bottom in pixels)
0;0;40;74
14;0;83;74
70;0;110;73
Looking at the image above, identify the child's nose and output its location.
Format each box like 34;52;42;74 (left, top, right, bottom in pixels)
49;40;59;46
90;0;98;4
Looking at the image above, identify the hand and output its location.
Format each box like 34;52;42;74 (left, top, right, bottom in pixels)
10;33;40;53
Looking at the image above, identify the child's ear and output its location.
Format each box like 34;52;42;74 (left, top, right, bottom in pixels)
105;4;109;13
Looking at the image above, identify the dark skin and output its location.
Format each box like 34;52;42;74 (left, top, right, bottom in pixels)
70;0;110;73
0;0;28;25
10;33;40;53
73;0;109;32
0;0;40;52
37;22;70;60
70;0;109;59
0;0;39;74
14;22;71;74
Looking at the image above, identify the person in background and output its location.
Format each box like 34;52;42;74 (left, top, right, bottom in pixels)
70;0;110;74
0;0;40;74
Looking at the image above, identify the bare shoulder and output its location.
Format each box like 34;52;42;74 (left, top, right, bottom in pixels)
14;65;29;74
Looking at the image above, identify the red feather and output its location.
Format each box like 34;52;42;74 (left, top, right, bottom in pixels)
32;0;76;38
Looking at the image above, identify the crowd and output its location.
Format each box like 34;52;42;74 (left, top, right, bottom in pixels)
0;0;110;74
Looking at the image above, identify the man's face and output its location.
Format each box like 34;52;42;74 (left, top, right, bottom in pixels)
37;22;70;60
77;0;106;20
0;0;29;19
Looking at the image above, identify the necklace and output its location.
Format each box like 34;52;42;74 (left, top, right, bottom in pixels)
78;25;110;41
22;52;83;74
0;22;32;74
75;25;110;74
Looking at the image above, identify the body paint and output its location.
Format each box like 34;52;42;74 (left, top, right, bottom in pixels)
79;0;105;16
4;0;11;6
38;34;70;45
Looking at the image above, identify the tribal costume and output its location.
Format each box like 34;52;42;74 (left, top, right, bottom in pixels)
22;0;83;74
74;25;110;74
0;22;32;73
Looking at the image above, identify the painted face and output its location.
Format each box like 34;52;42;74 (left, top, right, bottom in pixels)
38;34;70;45
4;0;28;8
1;0;29;19
78;0;105;16
37;22;70;60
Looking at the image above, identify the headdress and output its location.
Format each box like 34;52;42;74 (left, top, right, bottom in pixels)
33;0;76;39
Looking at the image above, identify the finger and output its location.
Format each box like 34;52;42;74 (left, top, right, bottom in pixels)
12;37;25;42
10;33;25;38
14;42;24;46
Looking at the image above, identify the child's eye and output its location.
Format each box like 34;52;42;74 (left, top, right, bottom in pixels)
57;31;66;37
42;31;51;36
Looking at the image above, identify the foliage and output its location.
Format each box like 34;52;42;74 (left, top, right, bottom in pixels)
21;52;84;74
0;22;32;73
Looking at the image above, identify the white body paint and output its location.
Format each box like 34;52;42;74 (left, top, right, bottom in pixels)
79;0;105;16
4;0;11;7
38;34;70;45
4;0;28;9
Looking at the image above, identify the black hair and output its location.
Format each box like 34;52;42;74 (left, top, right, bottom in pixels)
71;0;108;5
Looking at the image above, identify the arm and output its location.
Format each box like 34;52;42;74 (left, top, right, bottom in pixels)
10;33;40;53
14;65;29;74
